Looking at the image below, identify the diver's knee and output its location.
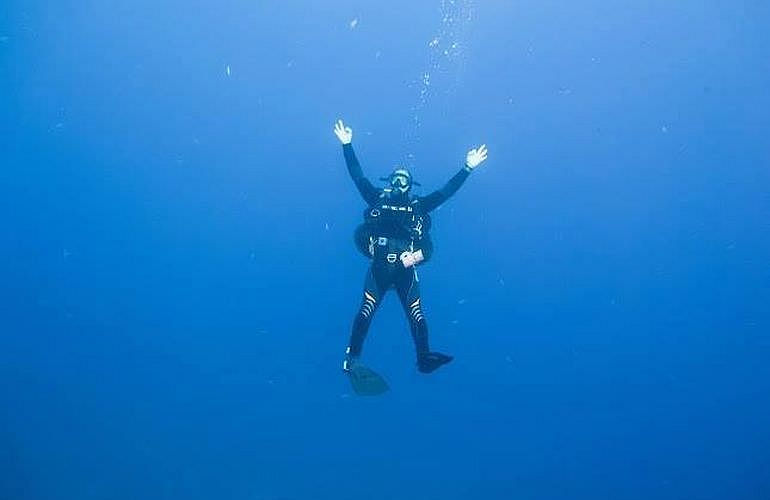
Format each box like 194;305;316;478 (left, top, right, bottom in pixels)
359;290;378;319
408;297;424;323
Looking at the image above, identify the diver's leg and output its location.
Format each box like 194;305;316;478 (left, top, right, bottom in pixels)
396;269;453;373
397;268;429;355
344;265;384;370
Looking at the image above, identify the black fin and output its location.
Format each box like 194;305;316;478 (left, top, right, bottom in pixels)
417;352;454;374
347;364;389;396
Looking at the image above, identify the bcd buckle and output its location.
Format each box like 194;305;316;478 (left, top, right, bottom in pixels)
386;253;398;264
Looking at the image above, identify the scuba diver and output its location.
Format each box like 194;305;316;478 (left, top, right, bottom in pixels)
334;119;488;376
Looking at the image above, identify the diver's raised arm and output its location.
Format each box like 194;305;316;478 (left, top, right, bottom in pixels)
420;144;489;212
333;119;379;205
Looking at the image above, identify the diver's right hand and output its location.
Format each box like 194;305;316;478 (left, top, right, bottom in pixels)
334;119;353;145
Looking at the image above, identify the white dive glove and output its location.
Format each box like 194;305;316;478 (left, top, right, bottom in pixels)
465;144;488;170
333;119;353;145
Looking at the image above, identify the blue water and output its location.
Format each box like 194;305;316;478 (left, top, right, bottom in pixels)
3;1;770;499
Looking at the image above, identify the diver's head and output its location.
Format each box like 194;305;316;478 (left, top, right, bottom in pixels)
388;167;412;195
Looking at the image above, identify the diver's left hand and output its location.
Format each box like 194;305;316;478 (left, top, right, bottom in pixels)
465;144;488;170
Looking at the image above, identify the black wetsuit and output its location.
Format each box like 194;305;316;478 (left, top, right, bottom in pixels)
342;143;471;368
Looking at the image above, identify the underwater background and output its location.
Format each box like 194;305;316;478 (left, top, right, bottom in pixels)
2;1;769;499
